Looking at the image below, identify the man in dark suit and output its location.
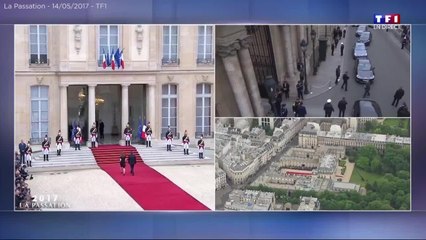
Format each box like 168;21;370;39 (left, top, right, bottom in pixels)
392;87;405;107
18;140;27;165
128;152;137;176
99;120;105;139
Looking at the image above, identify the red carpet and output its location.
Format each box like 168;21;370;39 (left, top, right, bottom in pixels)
91;145;209;210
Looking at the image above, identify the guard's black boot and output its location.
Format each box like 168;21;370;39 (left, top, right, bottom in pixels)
43;155;46;161
46;155;49;161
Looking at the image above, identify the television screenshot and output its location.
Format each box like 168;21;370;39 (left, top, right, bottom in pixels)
0;0;425;239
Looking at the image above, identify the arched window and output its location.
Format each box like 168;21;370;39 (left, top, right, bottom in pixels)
31;86;49;140
162;84;178;135
196;83;212;137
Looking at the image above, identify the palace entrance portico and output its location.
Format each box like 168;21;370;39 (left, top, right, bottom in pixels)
60;74;157;147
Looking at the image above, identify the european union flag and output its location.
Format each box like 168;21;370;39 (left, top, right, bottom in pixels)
114;48;121;69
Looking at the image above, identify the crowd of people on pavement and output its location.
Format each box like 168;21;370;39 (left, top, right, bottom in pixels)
15;161;36;210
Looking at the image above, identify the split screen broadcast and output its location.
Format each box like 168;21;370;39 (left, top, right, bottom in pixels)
14;24;410;211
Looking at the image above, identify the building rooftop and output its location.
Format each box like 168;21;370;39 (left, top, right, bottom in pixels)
225;189;275;211
333;181;361;192
298;196;320;211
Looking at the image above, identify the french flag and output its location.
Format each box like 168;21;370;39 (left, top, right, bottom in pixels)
111;49;115;70
120;49;125;69
102;51;106;69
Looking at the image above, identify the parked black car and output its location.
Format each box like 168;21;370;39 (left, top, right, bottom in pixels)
352;99;383;117
353;42;368;59
354;57;375;84
357;31;372;46
355;25;367;37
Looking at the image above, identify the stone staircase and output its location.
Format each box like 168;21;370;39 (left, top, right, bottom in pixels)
28;147;98;173
134;142;213;166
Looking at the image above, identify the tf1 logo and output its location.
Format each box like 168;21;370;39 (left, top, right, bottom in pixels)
374;14;401;24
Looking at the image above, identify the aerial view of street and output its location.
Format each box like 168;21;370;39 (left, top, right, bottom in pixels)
215;118;410;211
216;25;410;117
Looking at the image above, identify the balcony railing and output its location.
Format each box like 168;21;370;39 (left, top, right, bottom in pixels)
161;57;180;66
196;58;215;65
29;58;50;67
30;137;51;145
195;132;214;138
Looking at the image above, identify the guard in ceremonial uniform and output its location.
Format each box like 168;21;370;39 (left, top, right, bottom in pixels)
25;142;32;167
165;126;173;151
145;122;153;148
41;135;50;162
182;130;190;155
90;122;98;148
56;130;64;156
74;126;82;150
123;123;133;146
198;134;205;159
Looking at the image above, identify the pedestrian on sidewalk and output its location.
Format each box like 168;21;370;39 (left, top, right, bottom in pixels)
280;104;289;117
120;152;126;176
341;71;349;91
293;99;301;116
338;28;342;40
343;28;346;38
296;81;304;100
363;81;371;98
392;87;405;107
335;65;341;84
338;97;348;117
333;28;337;40
324;99;334;117
268;87;278;116
334;38;339;48
397;103;410;117
297;102;307;117
18;140;26;165
128;152;136;176
283;81;290;99
198;135;205;159
340;42;344;56
331;43;335;56
182;130;190;155
275;90;283;117
165;126;173;151
401;36;407;49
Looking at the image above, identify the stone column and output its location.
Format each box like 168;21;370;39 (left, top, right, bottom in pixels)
290;26;299;74
87;84;96;147
60;84;70;149
238;38;265;117
119;83;130;146
298;26;306;62
147;84;156;139
217;42;254;117
282;26;296;78
270;26;286;85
